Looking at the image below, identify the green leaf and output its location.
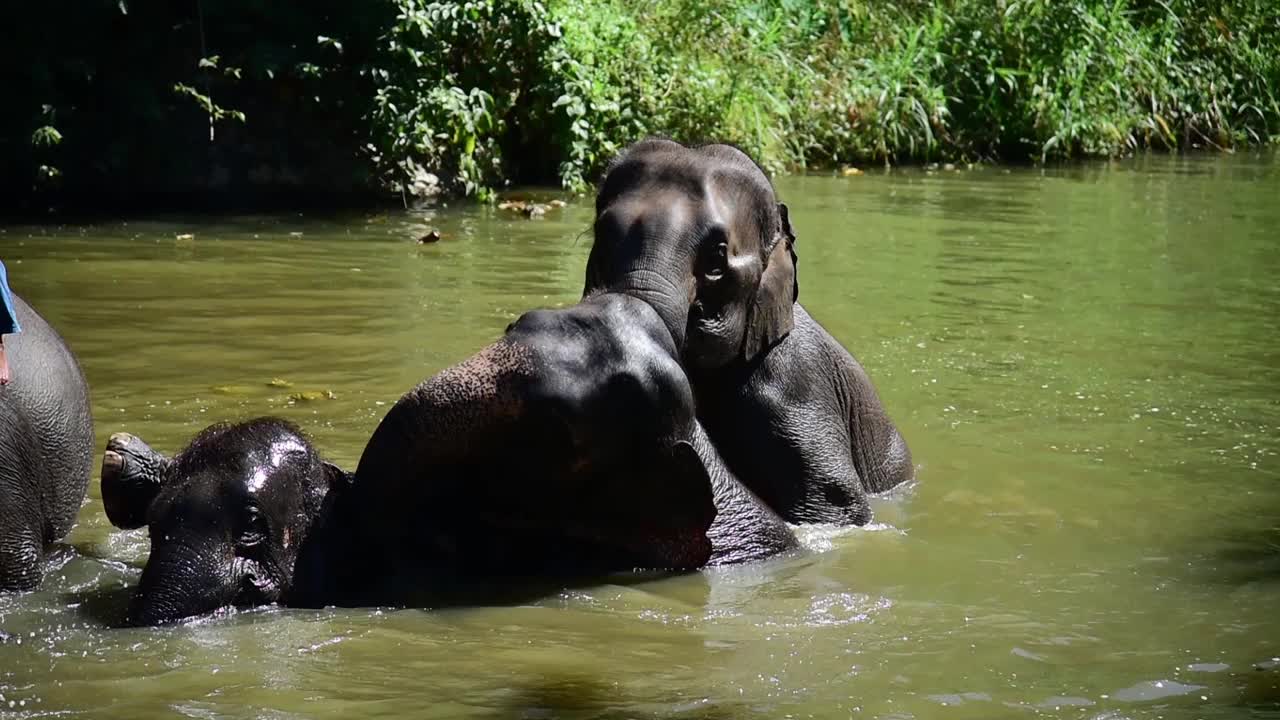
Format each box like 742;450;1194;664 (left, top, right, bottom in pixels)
317;35;344;53
31;125;63;147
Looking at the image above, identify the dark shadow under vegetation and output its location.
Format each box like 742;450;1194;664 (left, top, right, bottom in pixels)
5;0;1278;213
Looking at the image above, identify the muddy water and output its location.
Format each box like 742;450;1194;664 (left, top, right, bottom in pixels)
1;153;1277;719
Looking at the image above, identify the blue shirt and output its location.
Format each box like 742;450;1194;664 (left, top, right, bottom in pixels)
0;260;21;336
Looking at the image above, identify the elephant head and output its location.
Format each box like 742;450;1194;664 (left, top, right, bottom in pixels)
330;292;721;599
583;138;798;370
100;419;348;625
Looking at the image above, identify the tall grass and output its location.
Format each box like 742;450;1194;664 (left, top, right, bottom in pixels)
369;0;1279;196
8;0;1279;206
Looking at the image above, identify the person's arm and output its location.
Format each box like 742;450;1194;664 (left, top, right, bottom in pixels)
0;259;18;385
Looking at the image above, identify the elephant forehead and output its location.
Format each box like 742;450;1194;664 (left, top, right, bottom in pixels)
512;298;694;430
596;172;773;266
162;445;312;515
151;475;240;532
245;437;310;493
512;299;658;379
601;140;773;203
245;435;313;489
595;190;702;249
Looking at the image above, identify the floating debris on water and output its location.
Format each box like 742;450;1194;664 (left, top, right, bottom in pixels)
266;378;293;389
497;199;565;219
417;229;442;244
289;390;336;402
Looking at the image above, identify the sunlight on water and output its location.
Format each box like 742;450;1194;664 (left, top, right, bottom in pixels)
1;154;1278;718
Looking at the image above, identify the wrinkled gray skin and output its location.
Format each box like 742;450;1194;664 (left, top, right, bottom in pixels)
104;293;795;624
0;293;93;591
316;292;797;604
100;420;347;626
584;138;914;525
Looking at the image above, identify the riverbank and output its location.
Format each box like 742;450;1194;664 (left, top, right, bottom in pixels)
6;0;1277;213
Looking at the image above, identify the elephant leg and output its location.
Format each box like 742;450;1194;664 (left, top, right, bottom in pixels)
691;423;799;565
769;404;873;525
0;521;43;591
0;409;48;590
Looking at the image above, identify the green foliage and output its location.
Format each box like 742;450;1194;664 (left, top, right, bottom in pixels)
4;0;388;207
365;0;1279;198
6;0;1278;207
173;64;248;126
366;1;572;199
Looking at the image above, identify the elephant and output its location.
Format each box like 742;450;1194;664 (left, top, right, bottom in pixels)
583;138;914;526
0;292;94;591
100;419;350;625
102;292;796;625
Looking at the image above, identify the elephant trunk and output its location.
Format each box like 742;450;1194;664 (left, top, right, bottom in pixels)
605;266;693;353
101;433;166;530
128;540;239;626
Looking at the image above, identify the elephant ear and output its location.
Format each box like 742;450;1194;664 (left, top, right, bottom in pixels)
581;238;609;298
100;433;170;530
741;202;798;361
321;460;354;492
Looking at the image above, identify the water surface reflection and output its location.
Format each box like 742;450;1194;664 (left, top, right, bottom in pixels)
1;153;1278;718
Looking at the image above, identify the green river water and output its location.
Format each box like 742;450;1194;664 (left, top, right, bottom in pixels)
0;154;1277;719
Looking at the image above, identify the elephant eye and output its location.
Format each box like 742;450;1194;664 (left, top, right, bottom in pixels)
238;505;269;549
703;240;729;280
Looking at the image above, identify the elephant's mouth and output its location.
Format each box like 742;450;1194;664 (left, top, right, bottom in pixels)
234;556;282;607
126;553;282;626
685;302;739;368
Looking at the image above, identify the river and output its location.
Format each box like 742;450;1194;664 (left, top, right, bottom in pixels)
1;153;1277;718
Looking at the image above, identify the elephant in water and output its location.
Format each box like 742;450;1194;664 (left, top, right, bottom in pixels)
102;293;796;625
583;138;914;525
0;289;94;591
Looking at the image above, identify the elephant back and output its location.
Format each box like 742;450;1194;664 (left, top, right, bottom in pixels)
0;294;94;543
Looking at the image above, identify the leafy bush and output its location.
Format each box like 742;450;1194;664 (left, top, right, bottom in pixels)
6;0;1278;209
366;0;1279;197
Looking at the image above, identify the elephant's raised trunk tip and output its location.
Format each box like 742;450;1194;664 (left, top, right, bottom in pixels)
107;432;137;450
101;449;123;477
100;433;165;530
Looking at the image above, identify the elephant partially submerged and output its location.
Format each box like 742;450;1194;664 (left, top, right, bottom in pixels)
103;293;796;625
584;138;915;525
0;292;94;591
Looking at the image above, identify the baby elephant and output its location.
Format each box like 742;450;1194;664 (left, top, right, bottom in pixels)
102;293;795;625
101;420;348;625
